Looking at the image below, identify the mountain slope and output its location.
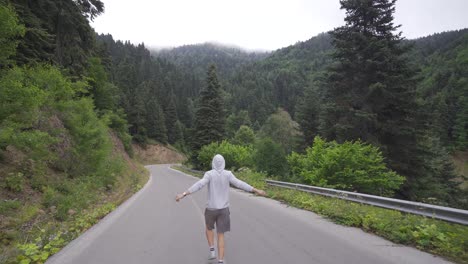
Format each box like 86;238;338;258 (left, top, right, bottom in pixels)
154;43;269;81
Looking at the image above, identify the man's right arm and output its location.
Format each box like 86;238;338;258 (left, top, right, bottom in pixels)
187;172;210;194
175;172;210;202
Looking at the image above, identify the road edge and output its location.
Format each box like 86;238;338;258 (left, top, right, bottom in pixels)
45;166;154;264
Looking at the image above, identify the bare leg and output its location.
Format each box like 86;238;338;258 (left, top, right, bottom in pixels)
217;232;225;261
206;227;215;247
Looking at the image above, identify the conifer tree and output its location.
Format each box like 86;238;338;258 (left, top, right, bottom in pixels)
320;0;458;201
192;65;225;150
0;3;25;67
296;82;321;146
320;0;416;170
146;98;167;143
164;92;179;144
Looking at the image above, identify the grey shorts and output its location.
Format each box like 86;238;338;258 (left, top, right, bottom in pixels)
205;207;230;233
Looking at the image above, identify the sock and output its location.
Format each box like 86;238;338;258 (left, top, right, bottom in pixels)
210;247;215;251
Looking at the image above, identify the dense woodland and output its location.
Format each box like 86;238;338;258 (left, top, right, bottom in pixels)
1;0;467;214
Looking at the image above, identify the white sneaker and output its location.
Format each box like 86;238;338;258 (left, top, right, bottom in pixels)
209;250;216;260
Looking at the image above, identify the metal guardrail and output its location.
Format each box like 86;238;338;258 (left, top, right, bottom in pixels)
266;179;468;225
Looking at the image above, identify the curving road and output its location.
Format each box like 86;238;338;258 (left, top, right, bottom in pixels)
46;164;452;264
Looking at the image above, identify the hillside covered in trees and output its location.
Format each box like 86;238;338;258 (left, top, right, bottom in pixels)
1;2;468;262
151;11;468;207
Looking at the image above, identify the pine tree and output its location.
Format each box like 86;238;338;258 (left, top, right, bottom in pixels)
0;3;25;67
10;0;104;74
173;120;185;144
321;0;416;170
452;77;468;150
192;65;225;150
320;0;459;202
164;92;179;144
146;98;168;143
296;81;322;146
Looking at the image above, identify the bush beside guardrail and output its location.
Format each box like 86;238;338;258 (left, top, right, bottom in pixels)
266;179;468;225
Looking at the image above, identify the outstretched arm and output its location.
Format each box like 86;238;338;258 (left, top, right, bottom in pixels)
229;172;266;196
175;173;210;202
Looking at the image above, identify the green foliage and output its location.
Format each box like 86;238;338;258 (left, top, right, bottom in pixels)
0;66;68;164
0;67;45;125
402;131;462;207
225;110;252;138
414;33;468;150
322;0;419;162
0;3;25;66
288;137;404;196
0;199;21;215
10;0;104;74
258;108;302;153
69;203;116;233
232;125;255;146
16;203;115;264
164;93;180;144
58;98;111;176
267;185;468;262
295;80;322;146
102;109;133;156
145;98;167;143
17;231;64;264
86;57;118;111
234;169;267;190
156;43;267;81
253;137;288;178
193;65;225;151
197;141;253;171
5;172;24;192
412;224;448;249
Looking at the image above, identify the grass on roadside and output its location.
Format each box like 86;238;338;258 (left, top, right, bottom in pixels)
172;165;468;264
1;161;149;264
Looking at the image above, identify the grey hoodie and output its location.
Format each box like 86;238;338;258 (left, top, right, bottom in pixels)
188;154;254;210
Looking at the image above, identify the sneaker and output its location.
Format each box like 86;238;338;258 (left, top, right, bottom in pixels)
209;250;216;260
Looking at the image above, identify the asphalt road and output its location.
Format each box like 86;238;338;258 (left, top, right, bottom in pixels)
46;164;452;264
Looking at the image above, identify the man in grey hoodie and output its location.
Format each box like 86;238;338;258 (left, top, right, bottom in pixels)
176;154;266;264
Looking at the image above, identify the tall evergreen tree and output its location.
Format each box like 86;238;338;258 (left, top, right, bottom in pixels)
146;98;168;143
296;81;322;146
320;0;459;202
192;65;225;150
0;2;25;67
164;91;179;144
321;0;414;167
10;0;104;74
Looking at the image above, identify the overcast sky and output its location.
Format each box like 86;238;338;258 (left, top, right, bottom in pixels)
91;0;468;51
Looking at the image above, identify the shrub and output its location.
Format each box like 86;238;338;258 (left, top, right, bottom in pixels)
288;136;405;196
232;125;255;146
198;141;253;171
5;172;24;192
253;137;288;178
58;98;112;177
101;109;133;156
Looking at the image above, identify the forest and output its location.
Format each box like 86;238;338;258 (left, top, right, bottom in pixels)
2;0;468;206
1;0;467;229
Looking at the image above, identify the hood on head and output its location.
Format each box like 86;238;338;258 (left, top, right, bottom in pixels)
212;154;225;172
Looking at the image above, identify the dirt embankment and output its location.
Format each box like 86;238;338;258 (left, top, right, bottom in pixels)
132;143;186;165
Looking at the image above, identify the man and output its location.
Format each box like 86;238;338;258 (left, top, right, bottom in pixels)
175;154;266;264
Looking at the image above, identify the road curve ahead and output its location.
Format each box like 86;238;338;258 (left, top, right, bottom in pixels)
47;164;452;264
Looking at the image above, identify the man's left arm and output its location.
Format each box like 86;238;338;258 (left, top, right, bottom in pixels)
229;172;266;196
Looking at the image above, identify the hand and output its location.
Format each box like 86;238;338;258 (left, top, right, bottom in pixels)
253;188;266;196
175;193;185;202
